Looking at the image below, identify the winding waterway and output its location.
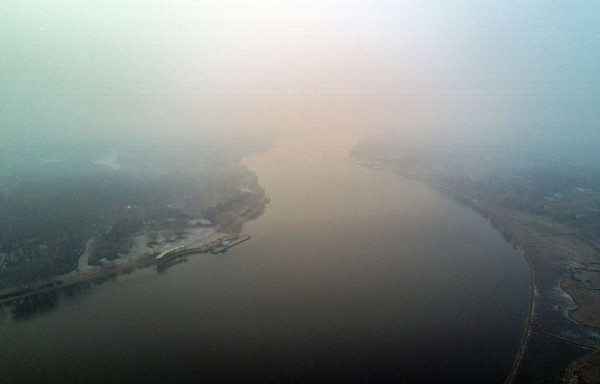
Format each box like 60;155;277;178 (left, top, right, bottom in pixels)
0;134;530;383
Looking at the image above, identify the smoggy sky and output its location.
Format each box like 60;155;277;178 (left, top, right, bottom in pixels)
1;1;598;147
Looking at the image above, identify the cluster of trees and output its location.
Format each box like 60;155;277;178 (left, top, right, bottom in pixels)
0;143;265;288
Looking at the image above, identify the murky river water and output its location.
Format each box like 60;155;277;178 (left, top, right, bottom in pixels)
0;134;530;383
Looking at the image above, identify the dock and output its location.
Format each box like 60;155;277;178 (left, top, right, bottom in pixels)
156;233;251;271
210;235;251;254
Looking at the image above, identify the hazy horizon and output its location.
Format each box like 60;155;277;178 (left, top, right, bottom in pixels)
2;1;598;153
2;4;600;382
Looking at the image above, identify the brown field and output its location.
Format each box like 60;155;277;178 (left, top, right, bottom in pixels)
567;351;600;384
561;280;600;329
584;271;600;289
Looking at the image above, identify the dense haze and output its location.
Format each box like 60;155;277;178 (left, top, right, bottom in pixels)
2;3;599;382
2;0;598;155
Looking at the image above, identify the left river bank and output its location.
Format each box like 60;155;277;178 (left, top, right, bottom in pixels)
0;183;269;314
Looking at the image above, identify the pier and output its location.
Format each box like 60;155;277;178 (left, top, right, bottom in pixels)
156;233;251;271
210;235;251;254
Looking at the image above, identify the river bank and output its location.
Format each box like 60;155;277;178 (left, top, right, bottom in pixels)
0;187;268;309
353;158;600;383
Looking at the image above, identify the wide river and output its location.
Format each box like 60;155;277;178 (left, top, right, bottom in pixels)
0;134;530;383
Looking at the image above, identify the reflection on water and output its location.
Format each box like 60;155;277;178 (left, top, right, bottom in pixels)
0;134;530;383
5;291;60;319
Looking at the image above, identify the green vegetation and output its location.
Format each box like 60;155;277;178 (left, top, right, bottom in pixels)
0;138;268;290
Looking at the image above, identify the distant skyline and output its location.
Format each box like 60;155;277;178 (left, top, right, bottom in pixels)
1;1;598;147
